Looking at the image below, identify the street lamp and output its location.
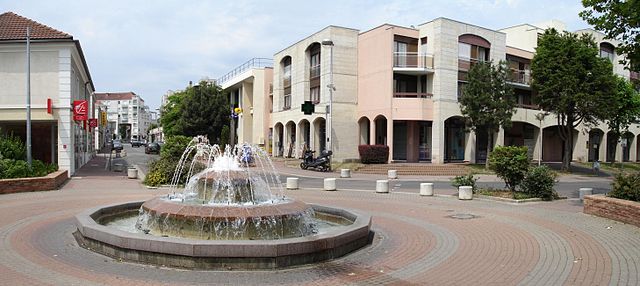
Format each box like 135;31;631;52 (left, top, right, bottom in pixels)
535;110;549;166
321;39;334;154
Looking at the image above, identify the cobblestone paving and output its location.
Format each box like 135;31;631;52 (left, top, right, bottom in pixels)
0;169;639;285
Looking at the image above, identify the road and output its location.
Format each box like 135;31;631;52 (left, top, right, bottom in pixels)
122;143;612;199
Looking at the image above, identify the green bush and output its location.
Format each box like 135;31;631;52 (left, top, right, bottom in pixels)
2;159;31;179
488;146;530;192
451;174;478;193
160;135;192;161
0;131;26;160
609;173;640;202
358;145;389;164
143;169;167;187
520;166;558;200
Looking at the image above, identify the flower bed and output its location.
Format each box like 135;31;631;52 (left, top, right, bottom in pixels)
584;195;640;228
0;170;68;195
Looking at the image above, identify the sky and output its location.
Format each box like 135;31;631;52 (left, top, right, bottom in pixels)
1;0;591;110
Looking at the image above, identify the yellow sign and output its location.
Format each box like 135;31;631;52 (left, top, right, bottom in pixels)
234;107;243;114
100;111;107;126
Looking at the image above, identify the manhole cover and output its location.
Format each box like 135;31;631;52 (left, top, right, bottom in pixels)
448;213;477;220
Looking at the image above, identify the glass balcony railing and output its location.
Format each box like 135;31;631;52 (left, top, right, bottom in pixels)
393;52;434;69
310;65;321;78
283;94;291;110
457;57;482;72
393;92;433;98
508;69;532;85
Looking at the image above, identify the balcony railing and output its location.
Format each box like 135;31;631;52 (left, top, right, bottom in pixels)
310;65;321;78
508;69;532;85
217;58;273;86
393;52;434;69
283;75;291;88
631;71;639;81
283;94;291;110
393;92;433;98
457;57;483;72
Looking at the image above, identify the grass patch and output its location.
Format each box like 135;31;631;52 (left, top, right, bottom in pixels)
576;161;640;174
477;188;537;200
466;164;494;175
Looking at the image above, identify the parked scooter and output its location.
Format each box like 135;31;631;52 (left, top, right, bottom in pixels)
300;150;332;172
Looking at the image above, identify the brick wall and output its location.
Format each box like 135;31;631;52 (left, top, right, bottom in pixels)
0;170;68;195
584;195;640;228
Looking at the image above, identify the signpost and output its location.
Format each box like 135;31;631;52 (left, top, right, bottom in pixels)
73;100;88;121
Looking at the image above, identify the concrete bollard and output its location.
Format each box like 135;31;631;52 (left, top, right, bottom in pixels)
376;180;389;193
420;183;434;196
458;186;473;200
127;167;138;179
340;169;351;178
324;178;337;191
579;188;593;201
388;170;398;179
286;177;299;190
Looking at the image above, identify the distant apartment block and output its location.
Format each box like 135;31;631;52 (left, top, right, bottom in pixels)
95;92;153;142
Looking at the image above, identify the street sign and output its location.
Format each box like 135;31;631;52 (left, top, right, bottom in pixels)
73;100;88;121
100;111;107;126
301;101;315;115
89;118;98;128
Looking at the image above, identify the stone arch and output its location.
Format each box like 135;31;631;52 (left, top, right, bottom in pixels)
543;126;578;162
444;116;466;162
273;122;284;157
588;128;605;162
358;116;371;145
312;117;326;153
373;115;388;145
284;121;296;158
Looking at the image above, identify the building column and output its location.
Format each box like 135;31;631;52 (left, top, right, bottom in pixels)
465;130;475;163
387;119;394;163
369;119;376;146
295;121;303;158
495;127;505;147
599;132;607;162
432;118;444;164
629;134;637;162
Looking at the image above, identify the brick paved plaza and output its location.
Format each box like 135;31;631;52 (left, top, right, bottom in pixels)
0;158;639;285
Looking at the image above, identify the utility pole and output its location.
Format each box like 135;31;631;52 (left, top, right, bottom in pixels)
26;27;32;167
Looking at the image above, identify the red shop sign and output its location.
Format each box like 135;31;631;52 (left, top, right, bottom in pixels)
73;100;88;121
88;118;98;128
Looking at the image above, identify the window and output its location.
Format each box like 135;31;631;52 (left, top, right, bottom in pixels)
310;51;320;78
283;94;291;110
281;56;292;110
310;87;320;103
600;43;615;62
458;43;471;59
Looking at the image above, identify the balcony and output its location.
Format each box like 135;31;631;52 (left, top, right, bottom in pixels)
394;92;433;98
631;71;639;81
310;65;321;79
508;69;532;86
217;58;274;87
283;94;291;110
393;52;434;74
457;57;483;72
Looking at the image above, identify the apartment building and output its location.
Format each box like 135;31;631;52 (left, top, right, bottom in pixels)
220;18;639;164
217;58;273;150
0;12;96;175
95;92;152;142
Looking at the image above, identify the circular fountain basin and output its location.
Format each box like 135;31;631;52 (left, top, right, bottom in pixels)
74;201;372;269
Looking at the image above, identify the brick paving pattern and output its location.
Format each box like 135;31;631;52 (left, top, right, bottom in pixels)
0;157;639;285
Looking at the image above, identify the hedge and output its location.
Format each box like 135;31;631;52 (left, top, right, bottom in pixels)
358;145;389;164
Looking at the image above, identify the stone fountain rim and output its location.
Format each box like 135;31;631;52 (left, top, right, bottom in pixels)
74;200;372;258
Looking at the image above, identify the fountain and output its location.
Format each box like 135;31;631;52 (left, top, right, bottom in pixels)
74;136;371;269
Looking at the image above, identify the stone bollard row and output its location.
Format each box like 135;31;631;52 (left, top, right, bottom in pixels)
340;169;351;178
286;177;299;190
388;170;398;179
458;186;473;200
420;183;434;196
324;178;337;191
376;180;389;193
579;188;593;201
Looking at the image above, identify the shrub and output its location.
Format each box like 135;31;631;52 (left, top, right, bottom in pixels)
451;174;478;193
358;145;389;164
144;169;167;187
520;166;558;200
160;135;192;161
0;130;26;160
488;146;530;192
609;173;640;202
2;159;31;179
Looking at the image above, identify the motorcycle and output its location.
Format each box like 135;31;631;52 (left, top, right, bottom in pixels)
300;150;332;172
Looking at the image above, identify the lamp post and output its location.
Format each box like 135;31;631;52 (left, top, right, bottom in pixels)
321;39;334;154
535;110;548;166
26;27;32;167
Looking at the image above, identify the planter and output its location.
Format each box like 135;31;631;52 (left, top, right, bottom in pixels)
127;168;138;179
584;195;640;228
0;170;68;194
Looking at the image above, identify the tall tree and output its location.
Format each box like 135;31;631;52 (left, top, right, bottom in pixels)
606;76;640;162
531;29;616;171
459;60;516;166
580;0;640;69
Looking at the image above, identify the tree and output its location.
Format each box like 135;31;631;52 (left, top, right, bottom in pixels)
459;60;516;166
605;76;640;162
531;29;616;171
580;0;640;69
159;81;230;144
488;146;530;193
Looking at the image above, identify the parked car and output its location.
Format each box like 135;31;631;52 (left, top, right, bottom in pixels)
112;140;123;151
145;142;161;154
131;140;143;147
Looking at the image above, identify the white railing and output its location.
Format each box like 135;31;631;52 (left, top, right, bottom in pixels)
217;58;273;86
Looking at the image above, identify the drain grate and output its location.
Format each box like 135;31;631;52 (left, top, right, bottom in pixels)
448;213;478;220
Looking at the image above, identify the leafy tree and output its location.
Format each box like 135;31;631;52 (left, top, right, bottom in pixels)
160;81;230;144
580;0;640;69
459;60;516;166
606;76;640;162
531;29;616;171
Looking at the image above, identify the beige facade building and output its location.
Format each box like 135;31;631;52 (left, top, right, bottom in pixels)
0;12;96;175
220;18;639;164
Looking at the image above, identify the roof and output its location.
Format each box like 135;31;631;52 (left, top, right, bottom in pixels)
0;12;72;40
94;92;137;101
